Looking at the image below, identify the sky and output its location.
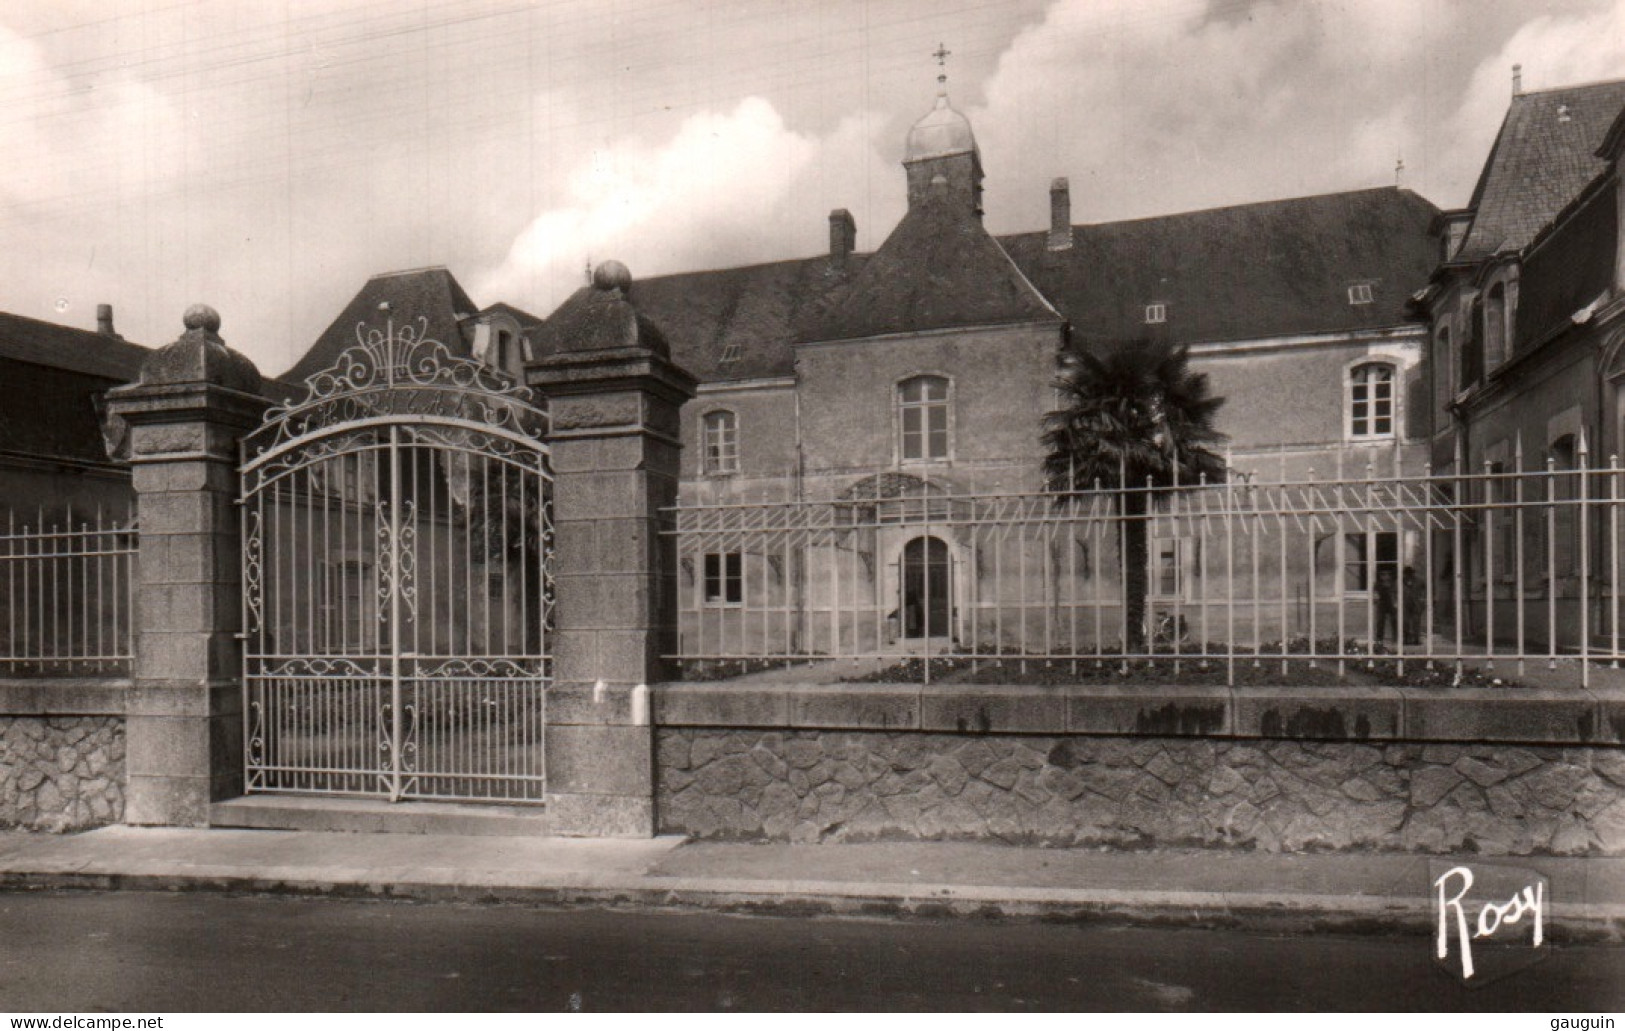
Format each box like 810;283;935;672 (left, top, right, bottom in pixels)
1;0;1623;377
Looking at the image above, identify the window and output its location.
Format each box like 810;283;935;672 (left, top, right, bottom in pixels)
1434;326;1453;414
1552;435;1578;575
1144;303;1167;324
1486;457;1515;578
318;560;369;653
1349;362;1396;439
703;552;743;605
1347;283;1374;305
1460;299;1484;389
1484;282;1508;369
491;329;525;378
1152;538;1199;597
702;410;738;474
1343;531;1397;593
898;376;950;462
719;341;742;364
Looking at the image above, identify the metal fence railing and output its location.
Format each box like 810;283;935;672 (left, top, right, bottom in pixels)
0;507;136;676
667;447;1619;688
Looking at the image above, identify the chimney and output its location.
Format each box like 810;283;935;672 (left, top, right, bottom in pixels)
1512;63;1523;97
828;208;856;264
96;303;120;339
1047;178;1073;251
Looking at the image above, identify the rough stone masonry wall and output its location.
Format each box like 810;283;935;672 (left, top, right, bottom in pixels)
657;729;1625;855
0;716;125;831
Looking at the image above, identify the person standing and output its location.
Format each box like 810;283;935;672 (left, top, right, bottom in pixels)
1374;566;1398;645
1401;565;1423;645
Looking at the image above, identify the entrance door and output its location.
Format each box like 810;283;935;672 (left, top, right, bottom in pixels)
900;536;951;638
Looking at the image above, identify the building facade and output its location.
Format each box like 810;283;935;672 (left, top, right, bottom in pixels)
1414;77;1625;649
530;85;1444;656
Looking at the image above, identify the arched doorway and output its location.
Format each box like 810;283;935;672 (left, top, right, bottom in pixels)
900;536;952;639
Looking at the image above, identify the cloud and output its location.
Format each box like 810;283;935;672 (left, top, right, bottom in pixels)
1442;2;1625;200
482;0;1520;312
477;96;892;309
0;21;186;212
962;0;1464;228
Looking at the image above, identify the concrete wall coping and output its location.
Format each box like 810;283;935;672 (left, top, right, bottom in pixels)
654;680;1625;747
0;678;131;717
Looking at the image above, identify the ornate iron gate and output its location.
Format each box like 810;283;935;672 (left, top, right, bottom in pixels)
240;318;551;802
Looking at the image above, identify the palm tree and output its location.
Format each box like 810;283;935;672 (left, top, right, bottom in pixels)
1042;339;1227;651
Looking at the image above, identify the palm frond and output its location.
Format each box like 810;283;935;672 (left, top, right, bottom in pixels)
1042;337;1229;495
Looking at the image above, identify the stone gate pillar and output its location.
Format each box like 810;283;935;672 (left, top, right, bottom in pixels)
105;306;267;826
528;261;695;837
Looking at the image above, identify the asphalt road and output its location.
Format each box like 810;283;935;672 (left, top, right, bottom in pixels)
0;891;1621;1012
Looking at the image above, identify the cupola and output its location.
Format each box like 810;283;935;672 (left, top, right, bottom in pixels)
902;44;984;217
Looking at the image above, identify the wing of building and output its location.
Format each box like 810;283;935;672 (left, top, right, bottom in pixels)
530;82;1444;501
1410;74;1625;652
0;306;149;516
1415;76;1625;475
274;266;544;402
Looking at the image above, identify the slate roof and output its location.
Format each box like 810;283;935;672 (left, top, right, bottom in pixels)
1006;187;1440;346
797;186;1059;343
0;311;148;382
576;185;1440;385
480;301;545;328
279;267;480;396
1455;78;1625;262
0;312;149;466
564;255;869;382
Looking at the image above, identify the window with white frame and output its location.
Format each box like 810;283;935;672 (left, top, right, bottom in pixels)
1347;283;1375;305
1151;537;1199;598
898;376;950;462
702;410;739;474
1144;303;1167;324
1348;362;1396;439
703;552;743;605
1342;530;1397;593
492;329;524;378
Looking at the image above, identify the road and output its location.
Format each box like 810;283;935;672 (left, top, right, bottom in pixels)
0;891;1620;1011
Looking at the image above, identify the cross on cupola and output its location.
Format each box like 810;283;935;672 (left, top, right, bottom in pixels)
904;41;982;216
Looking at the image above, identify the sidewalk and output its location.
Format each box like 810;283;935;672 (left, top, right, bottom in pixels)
2;825;1623;940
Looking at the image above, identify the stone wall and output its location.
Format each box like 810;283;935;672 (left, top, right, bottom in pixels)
657;729;1625;855
0;716;125;831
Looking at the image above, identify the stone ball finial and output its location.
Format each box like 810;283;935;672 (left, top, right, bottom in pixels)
183;304;221;334
133;302;261;394
592;260;632;292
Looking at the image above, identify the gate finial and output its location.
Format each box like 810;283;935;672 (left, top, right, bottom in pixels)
132;303;261;394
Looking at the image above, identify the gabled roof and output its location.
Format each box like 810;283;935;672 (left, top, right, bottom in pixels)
580;186;1440;384
585;255;867;382
1006;186;1441;345
479;301;545;328
280;267;479;392
797;188;1060;343
0;311;148;381
1455;79;1625;262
